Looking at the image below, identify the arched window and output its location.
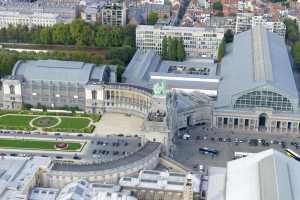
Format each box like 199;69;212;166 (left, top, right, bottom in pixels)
91;90;97;100
9;85;15;95
234;90;293;111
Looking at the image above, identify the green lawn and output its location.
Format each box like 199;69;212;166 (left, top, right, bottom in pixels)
0;115;36;128
55;117;91;129
0;138;82;151
31;116;59;128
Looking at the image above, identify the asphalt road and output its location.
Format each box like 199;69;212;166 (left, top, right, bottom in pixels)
0;130;142;162
173;125;300;169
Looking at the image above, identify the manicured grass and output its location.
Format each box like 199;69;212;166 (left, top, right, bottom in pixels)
0;115;36;128
55;117;91;129
0;138;82;151
32;116;59;128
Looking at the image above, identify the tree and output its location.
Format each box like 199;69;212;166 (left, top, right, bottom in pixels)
176;38;186;61
161;36;168;59
169;37;177;60
224;29;234;43
217;39;225;62
147;11;159;25
213;1;223;11
284;18;299;44
39;28;52;44
52;23;72;45
292;41;300;68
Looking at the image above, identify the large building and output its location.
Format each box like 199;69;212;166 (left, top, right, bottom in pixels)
0;156;51;200
0;0;78;26
136;25;224;59
235;13;286;37
0;11;63;28
101;2;127;26
206;149;300;200
131;25;300;134
213;26;300;133
119;170;202;200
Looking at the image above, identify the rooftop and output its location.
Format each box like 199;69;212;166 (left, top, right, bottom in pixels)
51;142;160;172
226;149;300;200
119;170;201;192
12;59;109;84
0;156;51;200
216;26;298;108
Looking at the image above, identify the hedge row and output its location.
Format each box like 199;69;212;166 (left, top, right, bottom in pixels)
43;125;95;133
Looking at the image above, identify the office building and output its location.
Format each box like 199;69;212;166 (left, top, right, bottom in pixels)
136;25;224;59
235;13;286;37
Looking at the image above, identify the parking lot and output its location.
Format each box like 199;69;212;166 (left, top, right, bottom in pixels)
85;136;142;162
173;125;300;169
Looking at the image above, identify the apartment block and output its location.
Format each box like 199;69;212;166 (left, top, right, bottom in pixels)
136;25;224;59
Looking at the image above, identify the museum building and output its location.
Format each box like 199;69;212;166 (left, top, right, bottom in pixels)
213;26;300;133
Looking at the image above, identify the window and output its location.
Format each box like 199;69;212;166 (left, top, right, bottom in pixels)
9;85;15;95
276;121;281;129
234;118;238;126
92;90;97;100
245;119;249;126
234;90;293;111
224;118;228;125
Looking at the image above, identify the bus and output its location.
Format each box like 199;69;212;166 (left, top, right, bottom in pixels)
199;147;219;155
285;149;300;161
234;152;254;159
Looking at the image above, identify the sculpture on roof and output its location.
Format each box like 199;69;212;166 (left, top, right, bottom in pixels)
153;81;167;97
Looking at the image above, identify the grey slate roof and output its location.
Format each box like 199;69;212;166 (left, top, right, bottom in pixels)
51;142;160;172
216;26;298;108
123;50;161;88
12;59;107;84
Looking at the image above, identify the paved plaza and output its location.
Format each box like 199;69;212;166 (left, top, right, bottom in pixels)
94;113;144;136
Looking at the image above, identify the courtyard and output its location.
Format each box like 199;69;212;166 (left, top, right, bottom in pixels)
93;113;144;136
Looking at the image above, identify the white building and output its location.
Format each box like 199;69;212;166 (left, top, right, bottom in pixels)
101;2;127;26
57;179;137;200
0;156;51;200
141;0;165;5
0;11;63;28
119;170;202;200
207;149;300;200
136;25;224;59
235;13;286;37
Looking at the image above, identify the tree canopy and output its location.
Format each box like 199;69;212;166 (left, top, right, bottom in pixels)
162;36;186;61
224;29;234;43
213;1;223;11
0;20;136;48
147;11;159;25
284;18;299;44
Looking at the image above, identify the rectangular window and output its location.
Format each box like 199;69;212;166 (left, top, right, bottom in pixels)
234;118;238;126
276;121;281;129
224;118;228;125
288;122;292;129
245;119;249;126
